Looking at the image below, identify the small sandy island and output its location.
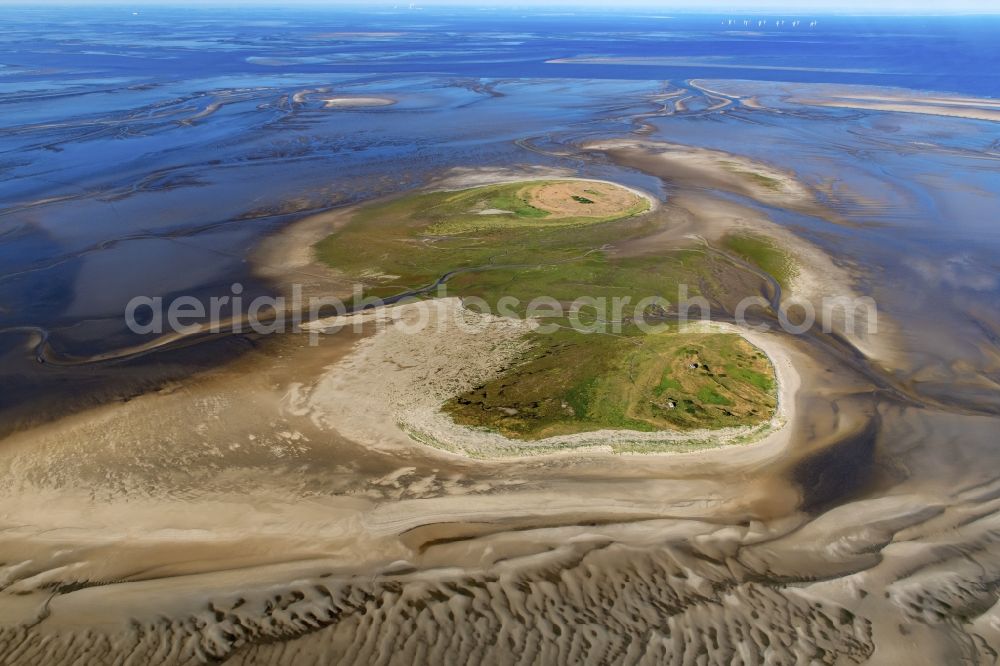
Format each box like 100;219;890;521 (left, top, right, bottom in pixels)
293;298;798;459
323;96;396;108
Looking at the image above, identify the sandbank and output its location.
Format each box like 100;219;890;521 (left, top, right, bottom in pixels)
323;96;396;108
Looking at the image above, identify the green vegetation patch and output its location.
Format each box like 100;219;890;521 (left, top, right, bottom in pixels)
314;180;663;300
722;232;798;290
443;328;777;440
314;179;783;441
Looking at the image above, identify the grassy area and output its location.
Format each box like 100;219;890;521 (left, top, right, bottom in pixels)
315;180;678;304
722;232;798;290
443;329;777;440
314;179;781;439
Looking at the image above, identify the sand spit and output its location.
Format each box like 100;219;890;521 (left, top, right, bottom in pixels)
584;141;900;367
180;99;224;124
292;298;797;459
322;96;396;108
583;138;816;213
250;204;361;304
800;98;1000;123
669;192;893;364
697;78;1000;123
289;87;330;104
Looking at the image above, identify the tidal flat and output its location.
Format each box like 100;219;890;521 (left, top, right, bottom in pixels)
2;8;1000;665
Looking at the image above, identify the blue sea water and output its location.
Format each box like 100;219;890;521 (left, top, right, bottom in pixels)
2;8;996;203
0;6;998;390
2;8;999;93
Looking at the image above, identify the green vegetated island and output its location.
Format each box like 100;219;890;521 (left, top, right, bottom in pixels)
316;179;790;443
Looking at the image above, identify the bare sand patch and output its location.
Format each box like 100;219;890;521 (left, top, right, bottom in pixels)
583;138;817;213
522;180;645;218
430;167;660;213
323;96;396;108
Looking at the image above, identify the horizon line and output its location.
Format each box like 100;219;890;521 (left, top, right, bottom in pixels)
1;2;1000;15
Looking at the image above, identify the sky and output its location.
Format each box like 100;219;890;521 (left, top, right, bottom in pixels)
0;0;996;12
